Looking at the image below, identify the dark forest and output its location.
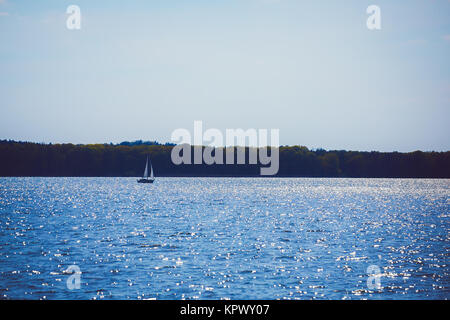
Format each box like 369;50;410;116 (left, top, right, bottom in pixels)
0;140;449;178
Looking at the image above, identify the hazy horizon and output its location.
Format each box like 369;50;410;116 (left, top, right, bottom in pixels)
1;0;449;152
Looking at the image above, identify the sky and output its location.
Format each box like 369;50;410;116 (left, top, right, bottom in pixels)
0;0;449;152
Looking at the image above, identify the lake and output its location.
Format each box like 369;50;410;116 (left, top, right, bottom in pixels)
0;177;448;299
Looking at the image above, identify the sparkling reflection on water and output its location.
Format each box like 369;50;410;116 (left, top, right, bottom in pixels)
0;177;448;299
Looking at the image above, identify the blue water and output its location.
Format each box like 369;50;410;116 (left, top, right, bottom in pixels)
0;177;448;300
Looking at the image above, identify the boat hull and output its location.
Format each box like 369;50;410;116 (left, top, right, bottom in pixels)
137;178;155;184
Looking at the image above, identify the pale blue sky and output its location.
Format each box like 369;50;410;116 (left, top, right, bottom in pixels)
0;0;449;151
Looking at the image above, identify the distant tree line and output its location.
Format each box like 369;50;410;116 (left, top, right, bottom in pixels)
116;140;175;147
0;140;449;178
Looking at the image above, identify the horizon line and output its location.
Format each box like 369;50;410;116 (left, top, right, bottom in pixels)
1;139;449;154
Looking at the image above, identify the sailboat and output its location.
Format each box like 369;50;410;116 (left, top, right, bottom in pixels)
137;156;155;183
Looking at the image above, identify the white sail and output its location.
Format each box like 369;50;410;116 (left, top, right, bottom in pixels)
150;162;154;179
143;157;149;178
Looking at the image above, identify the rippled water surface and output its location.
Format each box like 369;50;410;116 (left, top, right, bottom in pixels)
0;178;448;299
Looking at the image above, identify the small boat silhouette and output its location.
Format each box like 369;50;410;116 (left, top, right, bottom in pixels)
137;156;155;183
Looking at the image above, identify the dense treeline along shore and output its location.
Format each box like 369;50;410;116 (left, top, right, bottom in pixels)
0;140;449;178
